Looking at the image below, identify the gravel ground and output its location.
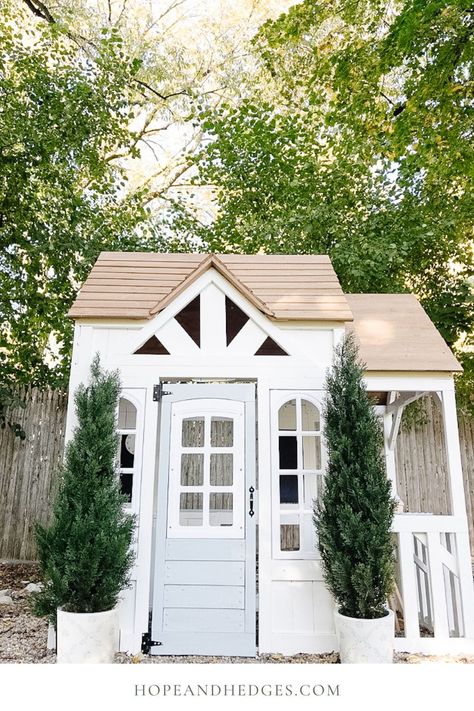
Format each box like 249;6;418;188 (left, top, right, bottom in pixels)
1;562;473;665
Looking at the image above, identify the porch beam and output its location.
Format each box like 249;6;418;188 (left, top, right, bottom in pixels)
386;391;422;414
386;391;424;451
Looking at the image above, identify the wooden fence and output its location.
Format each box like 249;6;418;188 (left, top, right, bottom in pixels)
0;388;67;560
0;389;473;560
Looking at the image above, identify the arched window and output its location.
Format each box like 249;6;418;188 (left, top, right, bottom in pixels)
277;397;323;556
118;398;137;504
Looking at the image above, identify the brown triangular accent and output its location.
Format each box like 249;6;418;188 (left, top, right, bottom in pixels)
175;294;200;347
134;335;169;355
225;296;249;346
148;254;274;317
255;337;288;356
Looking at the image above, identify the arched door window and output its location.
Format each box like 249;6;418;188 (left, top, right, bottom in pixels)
276;397;323;556
118;398;137;505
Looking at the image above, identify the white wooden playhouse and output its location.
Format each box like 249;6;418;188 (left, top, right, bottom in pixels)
66;252;474;656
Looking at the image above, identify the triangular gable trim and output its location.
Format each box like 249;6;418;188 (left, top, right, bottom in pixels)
148;254;274;318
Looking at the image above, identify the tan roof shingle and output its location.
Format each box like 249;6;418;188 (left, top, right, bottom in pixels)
347;294;462;372
68;252;353;321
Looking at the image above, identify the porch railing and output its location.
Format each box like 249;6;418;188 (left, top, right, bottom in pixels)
392;513;474;653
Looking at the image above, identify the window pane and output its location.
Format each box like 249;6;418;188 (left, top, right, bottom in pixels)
180;453;204;486
182;417;204;447
281;524;300;551
303;473;322;508
302;436;321;470
120;434;135;469
209;493;233;526
211;417;233;447
280;475;298;504
278;400;296;430
179;492;203;526
279;436;297;469
118;398;137;429
119;473;133;503
210;453;233;486
301;400;320;431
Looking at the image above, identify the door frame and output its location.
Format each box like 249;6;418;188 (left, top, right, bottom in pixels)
150;381;257;655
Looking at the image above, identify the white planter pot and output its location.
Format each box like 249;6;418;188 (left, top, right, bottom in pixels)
56;608;119;663
335;608;394;663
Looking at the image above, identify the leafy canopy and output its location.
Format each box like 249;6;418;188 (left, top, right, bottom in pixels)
189;0;473;409
0;1;150;428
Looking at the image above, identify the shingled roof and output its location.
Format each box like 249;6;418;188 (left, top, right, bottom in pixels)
68;252;461;372
347;294;462;372
68;252;353;321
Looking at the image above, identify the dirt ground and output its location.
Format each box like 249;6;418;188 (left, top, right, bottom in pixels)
1;562;473;664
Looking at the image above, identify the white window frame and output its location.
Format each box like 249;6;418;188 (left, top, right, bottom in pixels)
167;398;245;539
117;390;145;514
270;390;326;560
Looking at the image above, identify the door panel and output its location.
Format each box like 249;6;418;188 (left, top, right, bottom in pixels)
151;383;256;656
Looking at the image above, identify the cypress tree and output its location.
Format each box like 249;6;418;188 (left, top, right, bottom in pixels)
314;334;396;619
33;356;135;623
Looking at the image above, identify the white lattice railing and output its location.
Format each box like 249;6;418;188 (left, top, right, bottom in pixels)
392;514;474;654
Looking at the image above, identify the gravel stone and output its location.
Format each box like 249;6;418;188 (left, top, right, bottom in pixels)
2;562;473;665
24;583;43;593
0;595;13;605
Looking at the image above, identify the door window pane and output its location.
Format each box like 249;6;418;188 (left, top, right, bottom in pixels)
209;493;233;526
211;417;233;447
301;400;320;431
279;436;297;469
281;524;300;551
182;417;204;447
210;453;233;486
280;475;298;504
179;493;203;526
302;436;321;470
180;453;204;486
278;400;297;430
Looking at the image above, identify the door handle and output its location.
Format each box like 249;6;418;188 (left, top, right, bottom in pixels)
248;486;255;517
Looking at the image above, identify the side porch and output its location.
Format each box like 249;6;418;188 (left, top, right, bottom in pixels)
371;373;474;654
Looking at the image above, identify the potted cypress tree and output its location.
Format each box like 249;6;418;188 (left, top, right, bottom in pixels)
33;356;135;663
314;334;396;663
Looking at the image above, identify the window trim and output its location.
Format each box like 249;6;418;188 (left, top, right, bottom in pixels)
117;391;145;514
271;391;326;560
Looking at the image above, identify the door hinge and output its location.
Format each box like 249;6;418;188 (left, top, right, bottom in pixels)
141;631;162;654
153;383;172;402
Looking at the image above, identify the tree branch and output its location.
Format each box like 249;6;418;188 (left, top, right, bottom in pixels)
134;78;190;102
21;0;56;24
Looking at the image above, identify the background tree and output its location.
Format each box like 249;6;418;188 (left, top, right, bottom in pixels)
314;334;396;619
188;0;474;410
0;1;149;422
1;0;294;431
33;356;135;622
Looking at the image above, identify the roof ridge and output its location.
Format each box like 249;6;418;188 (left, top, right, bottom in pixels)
148;253;275;317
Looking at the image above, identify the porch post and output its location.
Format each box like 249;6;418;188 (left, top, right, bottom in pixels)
441;383;474;638
383;413;399;501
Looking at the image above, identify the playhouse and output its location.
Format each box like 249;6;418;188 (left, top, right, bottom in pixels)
66;252;474;656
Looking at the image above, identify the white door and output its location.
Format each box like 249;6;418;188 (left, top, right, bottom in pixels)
151;383;256;656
